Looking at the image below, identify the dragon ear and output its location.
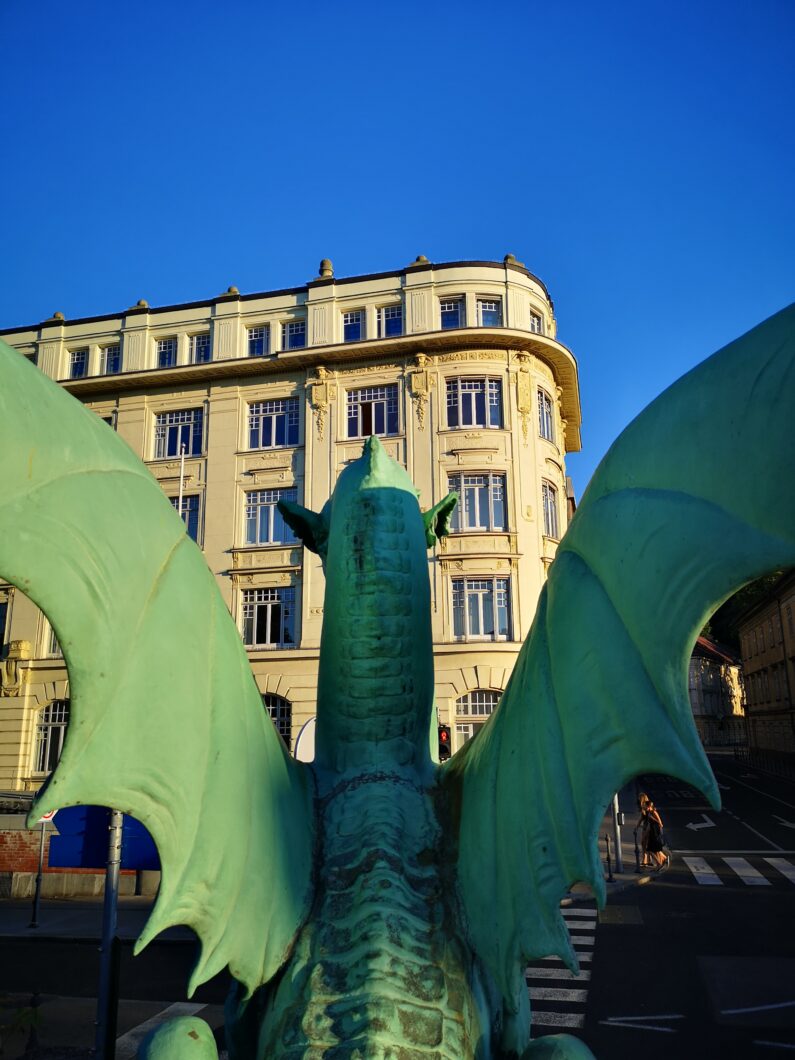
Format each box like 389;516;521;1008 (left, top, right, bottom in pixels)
278;500;329;557
422;492;458;548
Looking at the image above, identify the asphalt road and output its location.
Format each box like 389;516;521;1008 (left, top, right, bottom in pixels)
581;754;795;1058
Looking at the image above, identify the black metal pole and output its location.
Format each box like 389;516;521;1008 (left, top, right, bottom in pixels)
633;827;641;873
28;822;46;928
604;832;614;882
95;809;123;1060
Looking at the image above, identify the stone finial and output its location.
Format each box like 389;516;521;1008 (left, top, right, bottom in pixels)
408;254;430;267
318;259;334;279
44;311;65;322
504;253;525;268
226;285;240;296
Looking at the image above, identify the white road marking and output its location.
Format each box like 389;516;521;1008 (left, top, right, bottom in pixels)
528;987;588;1003
723;810;783;851
675;850;795;855
526;967;591;981
600;1013;683;1034
115;1003;206;1060
539;953;592;963
773;815;795;829
565;920;596;931
686;814;716;831
568;935;595;947
562;908;598;917
722;1000;795;1015
532;1011;586;1029
765;857;795;884
723;856;771;885
754;1040;795;1050
715;770;795;811
683;856;723;885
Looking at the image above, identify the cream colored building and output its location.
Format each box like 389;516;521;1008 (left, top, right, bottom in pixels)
0;255;581;789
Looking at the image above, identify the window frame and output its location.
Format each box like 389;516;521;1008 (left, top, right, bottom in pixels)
445;377;503;430
156;337;178;369
170;493;201;542
247;398;300;450
33;699;69;775
542;480;559;539
100;344;122;375
377;304;403;338
153;407;205;460
282;319;307;350
189;333;211;364
244;487;298;546
439;296;465;330
241;587;296;649
476;298;502;327
346;384;400;439
529;311;543;334
538;388;555;442
69;348;88;379
247;325;271;358
342;309;365;343
447;472;507;533
263;693;292;750
451;576;512;642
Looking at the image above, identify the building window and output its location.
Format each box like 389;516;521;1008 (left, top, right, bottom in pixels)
69;349;88;379
448;473;506;532
170;494;200;542
189;334;211;364
0;599;7;656
248;398;300;449
100;345;121;375
440;297;465;330
244;488;298;545
263;693;292;749
542;481;559;539
347;384;399;438
452;577;511;640
343;310;365;342
34;700;69;773
242;588;295;648
538;388;554;442
46;623;63;658
157;337;177;368
529;311;543;334
457;689;501;716
283;320;306;350
377;305;403;338
248;326;271;357
446;378;502;429
477;299;502;327
154;408;204;459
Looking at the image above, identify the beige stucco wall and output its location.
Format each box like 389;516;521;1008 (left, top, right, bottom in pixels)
0;259;582;788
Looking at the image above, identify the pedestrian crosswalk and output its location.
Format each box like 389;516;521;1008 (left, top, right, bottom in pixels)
681;854;795;887
527;904;595;1037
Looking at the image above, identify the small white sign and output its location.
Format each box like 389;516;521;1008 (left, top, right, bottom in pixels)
37;809;57;824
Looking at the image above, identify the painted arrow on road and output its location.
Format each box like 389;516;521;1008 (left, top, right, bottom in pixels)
773;814;795;829
686;814;716;831
600;1014;684;1033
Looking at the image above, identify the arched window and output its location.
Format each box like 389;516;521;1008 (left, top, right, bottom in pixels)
262;694;292;750
34;699;69;774
455;690;501;747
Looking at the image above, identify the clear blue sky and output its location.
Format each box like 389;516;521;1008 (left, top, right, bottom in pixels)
1;1;793;497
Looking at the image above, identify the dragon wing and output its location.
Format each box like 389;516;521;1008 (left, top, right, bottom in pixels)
442;304;795;1005
0;339;314;996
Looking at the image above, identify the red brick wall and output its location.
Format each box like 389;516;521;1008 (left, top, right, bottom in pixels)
0;827;51;873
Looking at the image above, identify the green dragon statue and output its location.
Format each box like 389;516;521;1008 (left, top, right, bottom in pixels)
1;304;794;1060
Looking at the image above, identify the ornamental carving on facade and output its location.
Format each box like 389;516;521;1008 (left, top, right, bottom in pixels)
409;354;436;431
0;640;32;697
515;356;533;444
308;367;336;442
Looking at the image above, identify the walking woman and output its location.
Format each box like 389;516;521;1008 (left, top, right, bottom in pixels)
637;792;669;870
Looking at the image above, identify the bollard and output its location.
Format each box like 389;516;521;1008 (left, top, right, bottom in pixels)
28;822;46;928
604;832;614;882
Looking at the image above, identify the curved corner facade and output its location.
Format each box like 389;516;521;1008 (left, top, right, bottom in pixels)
0;258;582;786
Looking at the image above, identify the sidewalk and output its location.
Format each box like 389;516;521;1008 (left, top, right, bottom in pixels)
0;895;193;942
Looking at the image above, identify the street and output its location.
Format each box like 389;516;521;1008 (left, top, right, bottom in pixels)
2;753;794;1058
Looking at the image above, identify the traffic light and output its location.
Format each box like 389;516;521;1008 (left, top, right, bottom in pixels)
438;724;451;762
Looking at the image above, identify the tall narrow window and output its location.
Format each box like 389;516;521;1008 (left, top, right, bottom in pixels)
440;297;464;330
244;488;298;545
46;623;63;658
242;588;295;648
170;494;200;542
248;399;300;449
283;320;306;350
35;700;69;773
0;599;7;655
448;473;506;532
157;337;177;368
69;349;88;379
154;408;204;458
377;305;403;337
538;388;554;442
477;299;502;327
248;326;270;357
100;345;121;375
263;693;292;749
542;481;559;538
347;385;399;438
529;311;543;334
446;378;503;429
189;334;211;364
451;578;511;640
343;310;365;342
